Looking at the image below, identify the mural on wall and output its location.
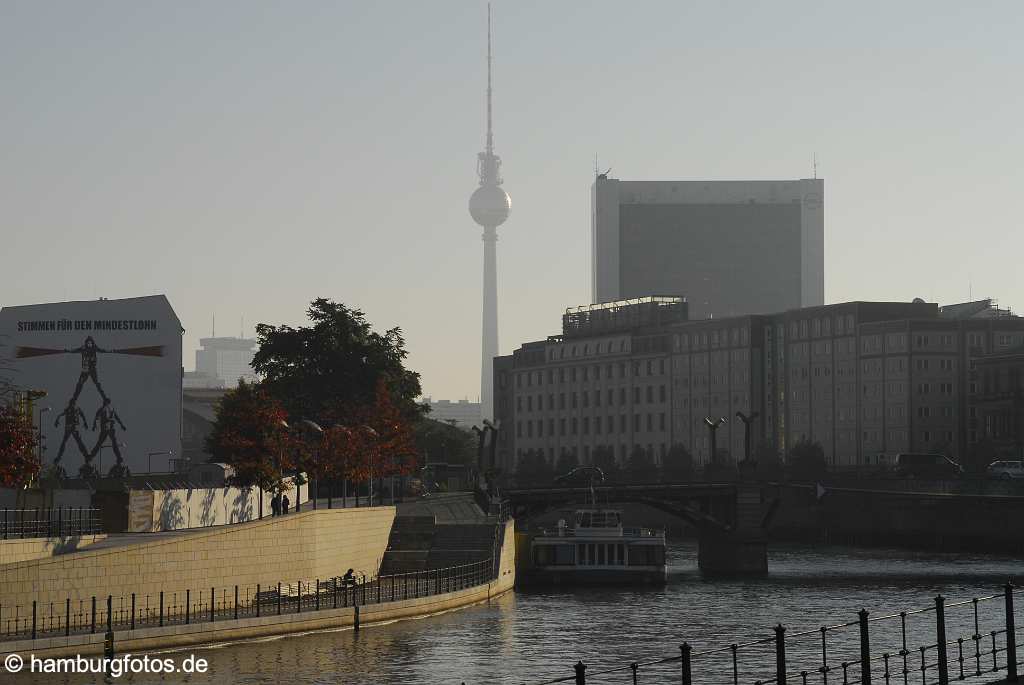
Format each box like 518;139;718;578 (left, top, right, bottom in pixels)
16;337;164;477
0;296;183;479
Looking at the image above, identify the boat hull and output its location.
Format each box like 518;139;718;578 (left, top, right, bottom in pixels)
520;566;667;586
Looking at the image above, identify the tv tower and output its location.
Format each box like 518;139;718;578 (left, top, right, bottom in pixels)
468;3;510;423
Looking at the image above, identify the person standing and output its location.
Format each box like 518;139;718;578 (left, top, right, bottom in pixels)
271;492;281;517
282;494;290;515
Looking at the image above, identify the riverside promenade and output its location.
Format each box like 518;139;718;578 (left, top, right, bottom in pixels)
0;501;515;657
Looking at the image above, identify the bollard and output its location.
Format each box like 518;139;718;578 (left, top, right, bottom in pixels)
860;609;872;685
210;587;215;622
297;581;301;614
131;593;135;630
107;595;112;632
91;596;96;634
235;586;239;621
65;598;70;636
775;624;787;685
256;584;261;617
574;660;587;685
1007;584;1018;683
159;591;164;627
935;595;949;685
186;589;191;625
631;662;639;684
32;600;37;640
104;628;115;659
681;643;692;685
277;582;282;616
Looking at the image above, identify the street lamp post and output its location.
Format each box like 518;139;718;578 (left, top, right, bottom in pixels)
704;417;727;469
735;411;760;464
37;407;51;468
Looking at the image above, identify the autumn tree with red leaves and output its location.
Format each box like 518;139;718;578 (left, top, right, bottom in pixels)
0;404;40;487
205;380;300;493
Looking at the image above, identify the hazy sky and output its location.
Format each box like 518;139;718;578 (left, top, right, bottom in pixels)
2;1;1022;401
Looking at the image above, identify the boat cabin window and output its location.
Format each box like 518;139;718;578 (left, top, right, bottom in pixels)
534;544;575;566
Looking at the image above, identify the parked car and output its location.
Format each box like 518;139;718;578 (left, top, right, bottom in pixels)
986;460;1024;479
893;453;963;479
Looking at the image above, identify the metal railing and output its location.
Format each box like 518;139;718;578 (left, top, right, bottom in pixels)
529;584;1022;685
1;507;101;539
0;557;496;643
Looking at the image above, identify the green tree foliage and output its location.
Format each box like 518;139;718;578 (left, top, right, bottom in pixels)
252;298;425;424
662;443;694;482
591;445;619;481
414;419;476;466
626;445;658;483
0;404;39;487
554;448;579;476
515;448;552;487
787;438;827;479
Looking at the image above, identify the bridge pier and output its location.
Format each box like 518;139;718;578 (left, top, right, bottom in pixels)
698;483;768;576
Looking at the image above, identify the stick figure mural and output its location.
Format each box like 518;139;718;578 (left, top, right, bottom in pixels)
54;398;91;468
90;397;127;477
16;336;163;477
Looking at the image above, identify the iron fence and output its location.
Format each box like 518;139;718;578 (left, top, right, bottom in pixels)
0;507;101;539
0;557;495;643
530;584;1022;685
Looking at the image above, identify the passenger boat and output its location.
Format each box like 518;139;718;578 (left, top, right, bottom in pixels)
525;507;667;584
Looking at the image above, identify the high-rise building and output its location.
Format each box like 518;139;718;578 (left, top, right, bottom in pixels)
468;4;511;422
493;297;1024;474
195;337;257;388
591;176;824;319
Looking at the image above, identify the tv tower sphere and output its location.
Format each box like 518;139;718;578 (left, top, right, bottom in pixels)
469;184;511;228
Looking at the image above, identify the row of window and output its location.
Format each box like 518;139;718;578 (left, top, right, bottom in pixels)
517;359;668;388
516;413;669;438
516;386;669;412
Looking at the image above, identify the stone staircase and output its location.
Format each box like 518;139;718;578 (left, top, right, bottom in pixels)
379;516;500;576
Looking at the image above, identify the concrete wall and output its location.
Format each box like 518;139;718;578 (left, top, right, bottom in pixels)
0;518;516;658
0;535;107;565
0;506;395;610
128;480;304;532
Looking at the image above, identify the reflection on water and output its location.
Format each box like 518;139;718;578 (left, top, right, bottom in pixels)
20;542;1024;685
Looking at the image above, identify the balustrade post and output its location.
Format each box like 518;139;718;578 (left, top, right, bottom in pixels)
256;584;261;617
210;587;215;622
32;600;37;640
935;595;949;685
297;581;301;614
185;589;190;625
106;595;112;632
91;596;96;634
574;660;587;685
860;609;872;685
131;593;135;630
681;643;692;685
65;598;70;636
235;586;239;620
277;583;282;616
159;591;164;627
776;623;788;685
1006;584;1018;683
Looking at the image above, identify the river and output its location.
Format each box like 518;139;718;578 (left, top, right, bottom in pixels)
14;542;1024;684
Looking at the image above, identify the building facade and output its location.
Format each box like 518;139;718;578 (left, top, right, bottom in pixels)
494;298;1024;475
591;176;824;320
424;398;482;430
195;336;257;387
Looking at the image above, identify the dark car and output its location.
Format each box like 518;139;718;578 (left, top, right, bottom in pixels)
893;453;962;479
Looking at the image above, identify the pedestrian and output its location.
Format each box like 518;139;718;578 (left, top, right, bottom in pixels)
282;494;290;515
271;492;280;517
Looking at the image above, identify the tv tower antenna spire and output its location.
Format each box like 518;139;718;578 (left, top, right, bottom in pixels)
468;2;511;423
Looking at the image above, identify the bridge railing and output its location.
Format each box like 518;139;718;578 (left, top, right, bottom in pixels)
0;507;101;539
527;583;1021;685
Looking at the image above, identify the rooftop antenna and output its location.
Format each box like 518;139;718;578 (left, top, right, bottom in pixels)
486;2;493;157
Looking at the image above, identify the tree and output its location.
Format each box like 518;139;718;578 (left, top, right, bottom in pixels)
555;448;578;476
353;379;419;484
591;445;619;481
626;445;658;483
662;443;694;482
788;438;827;479
0;404;39;487
252;298;426;425
754;440;784;479
205;380;297;493
414;419;475;467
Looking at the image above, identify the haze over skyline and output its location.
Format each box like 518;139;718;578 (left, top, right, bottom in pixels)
3;1;1022;401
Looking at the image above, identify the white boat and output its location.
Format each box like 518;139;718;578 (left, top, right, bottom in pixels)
526;507;667;584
